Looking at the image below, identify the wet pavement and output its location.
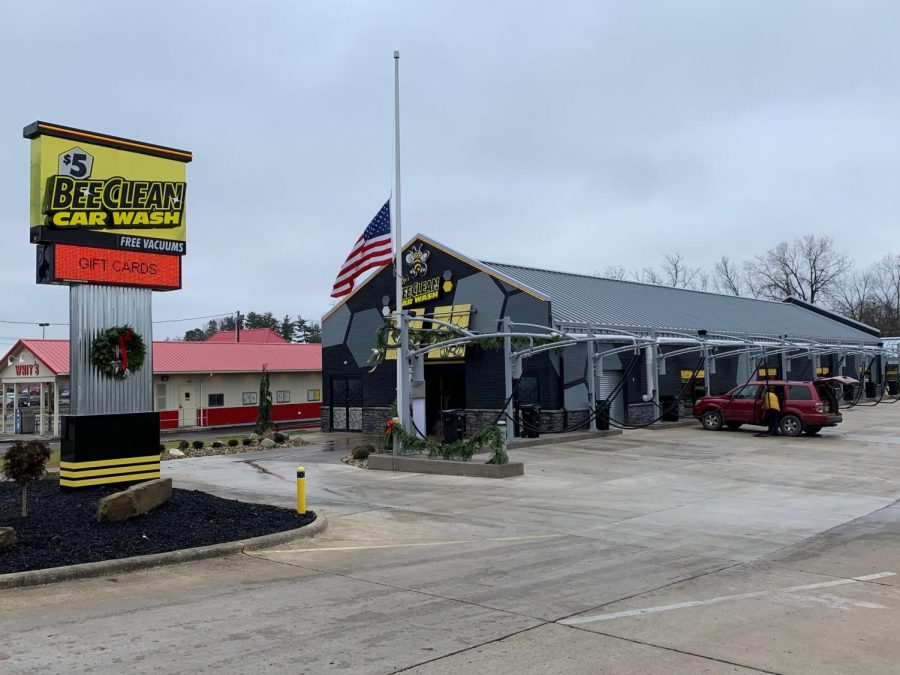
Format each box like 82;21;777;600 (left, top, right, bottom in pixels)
3;407;900;673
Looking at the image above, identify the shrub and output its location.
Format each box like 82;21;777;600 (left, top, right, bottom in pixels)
191;440;204;450
2;440;51;517
273;432;287;444
351;444;374;461
242;438;253;446
159;444;166;453
178;440;190;450
227;439;239;447
211;441;224;449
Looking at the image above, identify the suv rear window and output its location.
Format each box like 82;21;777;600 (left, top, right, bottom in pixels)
788;385;813;401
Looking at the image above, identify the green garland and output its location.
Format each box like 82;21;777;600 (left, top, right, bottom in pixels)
392;422;509;465
90;325;146;380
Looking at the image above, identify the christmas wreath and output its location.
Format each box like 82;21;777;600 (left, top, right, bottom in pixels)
90;325;146;380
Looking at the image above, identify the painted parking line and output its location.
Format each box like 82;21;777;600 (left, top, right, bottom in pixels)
251;533;565;554
559;572;896;626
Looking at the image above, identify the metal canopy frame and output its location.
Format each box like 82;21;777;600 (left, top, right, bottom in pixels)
392;311;895;448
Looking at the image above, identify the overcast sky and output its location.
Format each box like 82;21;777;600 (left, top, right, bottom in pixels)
1;0;898;347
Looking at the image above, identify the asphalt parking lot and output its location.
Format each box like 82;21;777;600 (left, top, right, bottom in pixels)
2;408;900;673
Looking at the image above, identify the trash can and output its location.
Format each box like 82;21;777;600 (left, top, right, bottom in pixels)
441;409;466;444
14;409;35;434
519;404;541;438
596;401;610;431
865;382;876;398
660;396;679;422
889;381;899;396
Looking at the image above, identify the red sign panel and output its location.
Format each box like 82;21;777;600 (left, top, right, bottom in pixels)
51;243;181;290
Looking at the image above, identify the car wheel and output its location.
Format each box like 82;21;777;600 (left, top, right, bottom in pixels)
726;422;743;430
804;425;822;436
701;410;723;431
780;414;802;437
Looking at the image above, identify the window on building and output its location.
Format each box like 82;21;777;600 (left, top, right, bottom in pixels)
155;384;166;410
307;389;321;402
208;393;224;407
276;390;290;403
242;392;257;405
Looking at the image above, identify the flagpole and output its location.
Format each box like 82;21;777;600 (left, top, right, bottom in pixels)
393;50;410;450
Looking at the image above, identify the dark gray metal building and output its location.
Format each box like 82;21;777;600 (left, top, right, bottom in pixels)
322;234;881;435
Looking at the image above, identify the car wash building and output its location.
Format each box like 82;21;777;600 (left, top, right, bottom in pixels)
321;234;882;436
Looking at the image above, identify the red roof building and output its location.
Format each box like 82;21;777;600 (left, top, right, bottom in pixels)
1;339;321;436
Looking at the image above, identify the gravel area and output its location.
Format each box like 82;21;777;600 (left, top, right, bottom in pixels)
162;438;308;461
0;480;315;574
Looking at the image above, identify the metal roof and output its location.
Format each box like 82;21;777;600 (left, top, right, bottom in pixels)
483;262;879;343
1;340;321;376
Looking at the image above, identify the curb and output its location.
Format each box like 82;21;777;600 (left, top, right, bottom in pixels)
0;513;327;591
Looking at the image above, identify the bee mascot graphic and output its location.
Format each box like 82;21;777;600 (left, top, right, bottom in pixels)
405;244;430;278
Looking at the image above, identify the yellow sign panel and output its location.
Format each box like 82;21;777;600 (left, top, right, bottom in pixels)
26;122;191;255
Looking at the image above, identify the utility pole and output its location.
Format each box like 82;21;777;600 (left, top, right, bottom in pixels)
235;311;242;343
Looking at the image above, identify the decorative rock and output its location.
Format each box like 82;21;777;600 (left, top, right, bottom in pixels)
0;527;16;551
249;433;259;440
168;448;185;457
97;478;173;523
289;435;307;443
260;438;277;448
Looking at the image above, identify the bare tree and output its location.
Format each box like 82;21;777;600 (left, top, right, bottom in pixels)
634;267;663;285
601;265;629;280
713;256;745;296
745;235;849;304
660;252;708;290
830;269;876;324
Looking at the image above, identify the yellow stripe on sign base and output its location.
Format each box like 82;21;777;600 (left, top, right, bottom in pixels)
59;455;161;470
59;471;161;488
59;463;160;479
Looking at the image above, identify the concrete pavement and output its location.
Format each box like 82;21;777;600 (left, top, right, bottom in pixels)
2;407;900;673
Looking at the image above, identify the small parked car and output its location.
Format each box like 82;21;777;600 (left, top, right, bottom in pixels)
693;378;851;437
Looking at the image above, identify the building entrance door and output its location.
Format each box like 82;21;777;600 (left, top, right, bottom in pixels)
179;385;198;427
425;364;466;436
331;377;362;431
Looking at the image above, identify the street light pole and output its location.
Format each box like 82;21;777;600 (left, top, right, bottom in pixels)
39;322;49;339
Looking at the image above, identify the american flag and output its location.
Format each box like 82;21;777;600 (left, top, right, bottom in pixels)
331;200;393;298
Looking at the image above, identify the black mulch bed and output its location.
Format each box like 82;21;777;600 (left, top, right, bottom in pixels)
0;481;315;575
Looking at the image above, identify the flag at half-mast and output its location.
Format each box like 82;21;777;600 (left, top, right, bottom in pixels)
330;200;393;298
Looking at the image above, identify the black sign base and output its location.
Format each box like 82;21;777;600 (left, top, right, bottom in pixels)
59;412;161;488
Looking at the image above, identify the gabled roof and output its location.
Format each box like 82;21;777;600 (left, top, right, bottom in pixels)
485;262;880;343
205;328;290;344
322;233;548;322
1;339;69;375
1;340;321;376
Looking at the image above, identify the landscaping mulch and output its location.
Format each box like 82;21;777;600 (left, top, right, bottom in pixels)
0;480;315;575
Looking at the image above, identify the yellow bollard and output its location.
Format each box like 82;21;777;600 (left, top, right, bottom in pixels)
296;466;306;514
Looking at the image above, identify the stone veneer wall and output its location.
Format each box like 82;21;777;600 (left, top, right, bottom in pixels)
362;407;392;433
465;409;503;434
628;402;656;426
320;407;331;432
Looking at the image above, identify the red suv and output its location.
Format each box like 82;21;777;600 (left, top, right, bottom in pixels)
693;378;851;436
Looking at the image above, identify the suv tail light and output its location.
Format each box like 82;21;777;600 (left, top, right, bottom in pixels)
815;402;824;413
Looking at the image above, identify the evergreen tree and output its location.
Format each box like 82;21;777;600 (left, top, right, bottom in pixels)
255;366;275;434
279;315;295;341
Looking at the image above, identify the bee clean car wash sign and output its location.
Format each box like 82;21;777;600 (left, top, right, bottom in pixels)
25;121;192;487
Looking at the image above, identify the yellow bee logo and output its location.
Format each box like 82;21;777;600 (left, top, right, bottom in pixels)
405;244;430;277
